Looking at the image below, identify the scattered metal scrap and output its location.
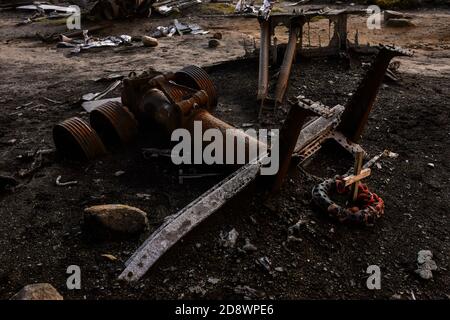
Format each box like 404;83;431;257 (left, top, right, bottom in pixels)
151;19;209;38
119;158;263;282
16;5;75;26
53;117;107;160
153;0;202;16
292;45;413;164
58;32;133;54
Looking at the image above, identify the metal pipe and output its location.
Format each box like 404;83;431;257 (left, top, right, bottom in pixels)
257;20;271;102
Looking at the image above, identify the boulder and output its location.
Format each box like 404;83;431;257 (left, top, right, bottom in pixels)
11;283;63;300
83;204;148;240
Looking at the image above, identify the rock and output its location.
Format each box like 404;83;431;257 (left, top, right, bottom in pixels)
220;228;239;248
415;250;437;280
208;39;221;48
114;170;125;177
385;18;415;28
83;204;148;239
390;293;402;300
142;36;159;47
11;283;63;300
212;32;222;40
427;163;435;168
242;238;257;252
417;250;433;264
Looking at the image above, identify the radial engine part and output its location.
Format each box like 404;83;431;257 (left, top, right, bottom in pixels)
53;117;107;160
90;101;138;147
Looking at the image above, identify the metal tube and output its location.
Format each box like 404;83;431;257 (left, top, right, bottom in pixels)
337;45;413;142
257;20;271;102
274;23;300;105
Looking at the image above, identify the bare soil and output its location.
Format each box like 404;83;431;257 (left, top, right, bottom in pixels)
0;3;449;299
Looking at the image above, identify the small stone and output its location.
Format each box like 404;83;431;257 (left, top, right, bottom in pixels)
114;170;125;177
390;294;402;300
83;204;148;239
208;39;220;48
427;163;435;168
142;36;159;47
220;228;239;248
274;267;284;272
417;250;433;264
11;283;63;300
416;250;438;280
208;277;220;284
188;285;206;296
101;253;118;261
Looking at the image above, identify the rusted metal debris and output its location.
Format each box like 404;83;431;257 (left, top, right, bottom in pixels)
291;45;412;164
337;45;413;142
256;8;379;115
272;101;316;192
53;117;107;160
257;20;270;104
90;101;138;146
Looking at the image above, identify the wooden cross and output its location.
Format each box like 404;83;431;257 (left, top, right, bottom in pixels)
343;151;371;202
